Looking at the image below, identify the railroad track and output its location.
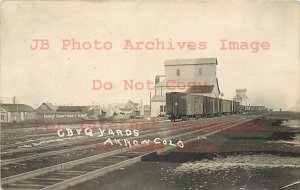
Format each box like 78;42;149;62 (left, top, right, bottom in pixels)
1;119;229;177
0;119;172;152
1;117;232;169
1;114;261;190
1;116;228;158
0;130;61;149
1;122;165;157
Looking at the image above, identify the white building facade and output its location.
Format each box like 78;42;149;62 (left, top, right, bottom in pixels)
151;58;221;117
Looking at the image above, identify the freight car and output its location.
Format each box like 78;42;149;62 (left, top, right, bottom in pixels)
213;98;221;116
165;92;268;121
231;101;240;114
244;105;268;112
249;106;267;112
166;92;240;121
221;99;231;115
166;92;208;120
203;96;214;117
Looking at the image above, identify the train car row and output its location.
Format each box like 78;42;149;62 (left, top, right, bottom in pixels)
244;105;268;112
166;92;267;121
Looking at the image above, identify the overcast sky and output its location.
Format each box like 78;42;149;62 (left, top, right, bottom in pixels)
1;1;299;110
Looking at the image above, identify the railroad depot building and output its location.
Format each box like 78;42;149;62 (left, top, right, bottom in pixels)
0;104;36;122
55;106;90;118
35;103;101;119
151;58;221;117
56;105;102;119
36;103;58;119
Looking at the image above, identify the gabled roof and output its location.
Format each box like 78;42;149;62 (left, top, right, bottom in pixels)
144;105;151;110
127;100;139;107
36;103;57;114
0;104;35;112
56;106;89;113
44;103;57;111
122;100;139;109
164;58;217;66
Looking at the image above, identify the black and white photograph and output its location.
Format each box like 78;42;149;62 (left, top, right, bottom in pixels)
0;1;299;189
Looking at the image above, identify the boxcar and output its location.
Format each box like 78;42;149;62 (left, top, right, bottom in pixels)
193;95;204;118
166;92;205;120
222;99;231;114
166;92;176;116
218;98;223;115
249;106;266;112
213;98;220;116
257;106;266;111
166;92;245;120
203;96;213;117
249;106;258;111
166;92;182;119
184;94;205;118
230;101;240;114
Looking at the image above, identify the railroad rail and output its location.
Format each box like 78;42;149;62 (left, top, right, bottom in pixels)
1;119;230;177
1;119;171;153
1;115;261;190
1;117;230;159
0;119;173;151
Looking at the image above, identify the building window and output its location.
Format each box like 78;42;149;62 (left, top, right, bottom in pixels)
160;105;164;112
199;68;202;75
177;69;180;76
160;105;166;113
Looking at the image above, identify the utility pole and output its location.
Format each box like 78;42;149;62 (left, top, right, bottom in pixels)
16;99;19;122
12;96;16;104
150;92;151;117
11;96;19;122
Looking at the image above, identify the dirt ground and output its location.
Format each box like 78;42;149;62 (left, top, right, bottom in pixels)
67;160;300;190
67;112;300;190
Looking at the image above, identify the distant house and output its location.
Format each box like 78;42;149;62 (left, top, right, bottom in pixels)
124;100;139;110
36;104;103;119
0;104;36;122
36;103;57;119
119;100;140;116
87;105;103;117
